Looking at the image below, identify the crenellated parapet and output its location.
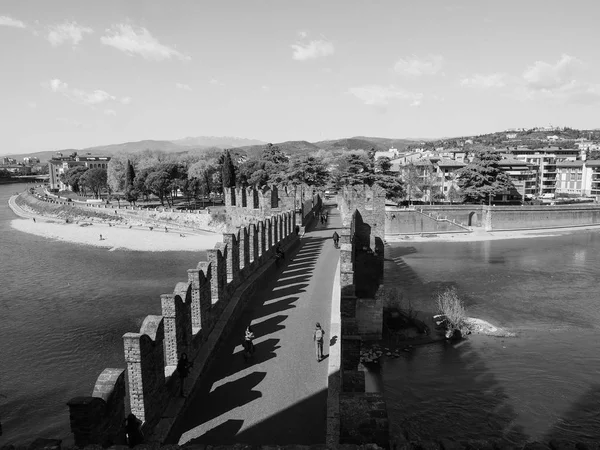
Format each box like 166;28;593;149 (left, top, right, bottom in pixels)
223;185;321;228
68;209;299;446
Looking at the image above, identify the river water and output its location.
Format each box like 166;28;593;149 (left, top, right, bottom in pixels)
2;180;600;445
381;236;600;445
0;183;208;444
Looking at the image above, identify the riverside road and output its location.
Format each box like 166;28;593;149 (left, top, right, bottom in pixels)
167;206;341;446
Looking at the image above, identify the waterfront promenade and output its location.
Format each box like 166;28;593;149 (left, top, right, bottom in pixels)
166;207;341;446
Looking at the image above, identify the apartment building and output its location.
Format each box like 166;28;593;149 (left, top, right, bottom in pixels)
508;146;583;196
555;159;600;198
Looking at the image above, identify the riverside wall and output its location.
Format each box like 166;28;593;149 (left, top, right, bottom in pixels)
384;204;600;234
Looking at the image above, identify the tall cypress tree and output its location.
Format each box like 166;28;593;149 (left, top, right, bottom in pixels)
221;150;236;189
125;160;136;191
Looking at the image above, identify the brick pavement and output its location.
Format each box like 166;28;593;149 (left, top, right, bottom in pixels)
166;206;343;446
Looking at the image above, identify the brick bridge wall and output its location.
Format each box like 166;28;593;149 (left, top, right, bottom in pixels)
329;185;389;449
67;209;298;447
223;184;322;229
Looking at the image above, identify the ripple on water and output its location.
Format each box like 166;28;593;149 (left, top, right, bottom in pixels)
382;237;600;444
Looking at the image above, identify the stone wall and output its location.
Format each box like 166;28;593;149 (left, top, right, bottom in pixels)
484;204;600;230
223;185;321;229
332;203;390;449
384;210;471;234
67;210;298;447
338;185;386;251
384;204;600;234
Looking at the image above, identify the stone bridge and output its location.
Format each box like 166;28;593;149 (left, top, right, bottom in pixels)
62;184;393;449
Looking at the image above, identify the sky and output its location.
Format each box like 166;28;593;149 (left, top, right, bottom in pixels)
1;0;600;154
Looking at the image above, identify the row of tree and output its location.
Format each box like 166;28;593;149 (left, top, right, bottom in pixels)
59;144;514;206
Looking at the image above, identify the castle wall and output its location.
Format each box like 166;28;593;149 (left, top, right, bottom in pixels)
68;208;299;446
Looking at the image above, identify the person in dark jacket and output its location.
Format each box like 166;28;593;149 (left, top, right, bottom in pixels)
124;413;144;447
176;353;193;397
332;231;340;248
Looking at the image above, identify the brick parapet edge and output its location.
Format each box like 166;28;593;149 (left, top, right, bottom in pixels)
326;258;342;450
148;235;301;444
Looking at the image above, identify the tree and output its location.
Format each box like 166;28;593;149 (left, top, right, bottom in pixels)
456;149;513;204
262;143;288;165
447;186;463;204
281;156;330;211
125;160;136;191
221;150;236;189
400;162;424;204
81;168;107;199
335;152;404;201
124;159;137;204
107;155;129;193
145;171;171;206
62;166;89;194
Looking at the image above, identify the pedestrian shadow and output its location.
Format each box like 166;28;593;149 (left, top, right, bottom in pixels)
231;387;329;445
184;419;244;446
250;296;300;320
250;314;287;337
167;371;267;442
330;335;338;347
219;338;282;379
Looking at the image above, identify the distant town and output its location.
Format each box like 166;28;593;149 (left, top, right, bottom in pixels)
4;125;600;204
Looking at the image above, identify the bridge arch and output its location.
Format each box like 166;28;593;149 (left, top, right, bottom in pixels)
468;211;478;226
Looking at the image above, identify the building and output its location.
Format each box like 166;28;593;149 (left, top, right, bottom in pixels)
498;158;537;201
374;147;400;160
506;133;518;139
48;153;111;191
23;157;40;164
508;146;582;197
0;164;32;175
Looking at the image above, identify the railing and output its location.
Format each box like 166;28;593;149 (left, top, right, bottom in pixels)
415;209;472;231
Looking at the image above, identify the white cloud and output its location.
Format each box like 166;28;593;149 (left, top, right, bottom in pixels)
348;84;423;107
209;78;224;86
56;117;84;128
47;22;93;47
461;73;506;88
522;54;582;90
120;96;132;105
298;31;308;39
291;39;334;61
100;24;191;61
394;55;443;76
519;54;600;104
0;15;26;29
175;82;192;91
27;101;37;109
104;109;117;116
261;85;270;92
42;78;130;107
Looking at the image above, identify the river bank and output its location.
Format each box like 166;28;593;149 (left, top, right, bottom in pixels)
9;194;222;252
386;224;600;243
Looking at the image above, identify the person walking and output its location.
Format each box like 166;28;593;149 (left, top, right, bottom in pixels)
332;231;340;248
314;322;325;362
124;413;144;447
176;353;193;397
244;325;255;361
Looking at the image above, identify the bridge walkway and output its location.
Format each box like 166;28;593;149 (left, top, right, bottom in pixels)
166;206;342;446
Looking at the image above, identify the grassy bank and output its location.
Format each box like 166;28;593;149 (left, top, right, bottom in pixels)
15;192;126;223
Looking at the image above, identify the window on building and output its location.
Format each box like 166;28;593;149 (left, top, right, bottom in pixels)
577;173;582;181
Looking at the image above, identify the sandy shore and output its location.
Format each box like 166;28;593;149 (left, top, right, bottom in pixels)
11;219;223;251
386;224;600;243
8;195;223;252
